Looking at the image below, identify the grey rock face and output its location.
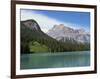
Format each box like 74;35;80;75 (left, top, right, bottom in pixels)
47;24;90;43
22;19;41;31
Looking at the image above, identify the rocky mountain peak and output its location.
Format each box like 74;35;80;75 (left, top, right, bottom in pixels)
47;24;90;43
52;24;72;31
21;19;41;31
52;24;65;30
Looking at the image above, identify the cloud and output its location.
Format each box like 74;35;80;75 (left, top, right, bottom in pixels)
21;10;89;33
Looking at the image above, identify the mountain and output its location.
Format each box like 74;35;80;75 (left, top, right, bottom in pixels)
21;19;63;41
47;24;90;43
21;19;66;53
22;19;41;31
21;19;90;53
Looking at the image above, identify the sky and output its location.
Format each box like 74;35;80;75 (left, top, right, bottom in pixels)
21;9;90;33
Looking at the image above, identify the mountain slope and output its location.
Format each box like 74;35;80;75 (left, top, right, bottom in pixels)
21;20;90;53
47;24;90;43
21;19;66;53
21;19;54;41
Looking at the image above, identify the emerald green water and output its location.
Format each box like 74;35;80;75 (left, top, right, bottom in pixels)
20;51;90;69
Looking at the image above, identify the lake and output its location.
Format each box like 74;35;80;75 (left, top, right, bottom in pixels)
20;51;90;69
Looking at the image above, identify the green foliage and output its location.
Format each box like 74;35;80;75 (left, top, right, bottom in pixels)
29;41;48;53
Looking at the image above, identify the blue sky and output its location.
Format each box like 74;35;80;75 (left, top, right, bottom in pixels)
21;9;90;33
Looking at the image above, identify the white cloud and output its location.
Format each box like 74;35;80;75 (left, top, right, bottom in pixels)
21;10;88;33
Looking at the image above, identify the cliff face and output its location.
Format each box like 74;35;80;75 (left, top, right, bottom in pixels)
21;19;41;31
47;24;90;43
